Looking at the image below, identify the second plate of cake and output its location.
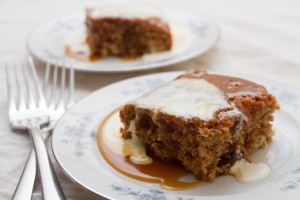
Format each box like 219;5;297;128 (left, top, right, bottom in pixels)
52;71;300;199
27;7;219;72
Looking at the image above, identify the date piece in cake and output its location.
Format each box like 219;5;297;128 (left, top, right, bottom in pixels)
120;70;279;181
86;6;172;59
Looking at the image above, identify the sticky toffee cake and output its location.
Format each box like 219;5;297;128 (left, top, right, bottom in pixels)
85;6;172;59
119;70;279;181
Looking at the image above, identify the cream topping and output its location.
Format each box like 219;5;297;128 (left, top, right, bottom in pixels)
130;78;233;120
124;120;153;165
102;111;127;155
89;5;167;22
142;23;193;61
230;159;270;183
102;111;152;165
65;32;90;54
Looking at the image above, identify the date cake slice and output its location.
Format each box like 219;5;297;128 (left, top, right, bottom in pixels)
86;6;172;59
119;70;279;181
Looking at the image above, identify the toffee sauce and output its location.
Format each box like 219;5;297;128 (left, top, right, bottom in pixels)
97;109;199;190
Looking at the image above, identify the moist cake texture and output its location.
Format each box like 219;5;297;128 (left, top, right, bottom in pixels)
119;70;279;181
85;6;172;59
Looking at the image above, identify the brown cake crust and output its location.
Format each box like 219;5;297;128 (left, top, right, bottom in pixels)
120;71;279;181
86;9;172;59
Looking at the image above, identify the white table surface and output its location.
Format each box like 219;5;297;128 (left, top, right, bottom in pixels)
1;0;300;199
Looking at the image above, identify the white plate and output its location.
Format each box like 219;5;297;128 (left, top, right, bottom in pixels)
27;9;219;72
52;71;300;200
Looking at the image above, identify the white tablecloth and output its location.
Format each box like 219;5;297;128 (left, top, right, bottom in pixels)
1;0;300;199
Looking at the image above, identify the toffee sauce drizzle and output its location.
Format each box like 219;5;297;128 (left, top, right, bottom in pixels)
97;109;199;190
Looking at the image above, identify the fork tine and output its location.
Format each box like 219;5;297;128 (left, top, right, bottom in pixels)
13;62;26;111
50;61;59;108
28;57;47;108
67;59;75;108
5;63;17;114
43;61;51;93
21;61;35;109
43;61;51;106
58;60;66;108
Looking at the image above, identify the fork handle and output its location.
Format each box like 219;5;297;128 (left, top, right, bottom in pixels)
28;123;66;200
12;149;36;200
12;131;51;200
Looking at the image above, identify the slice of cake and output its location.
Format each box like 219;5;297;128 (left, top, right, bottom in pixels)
85;6;172;59
119;70;279;181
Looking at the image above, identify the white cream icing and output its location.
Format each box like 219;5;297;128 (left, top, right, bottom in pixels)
65;32;90;54
102;111;127;155
89;5;167;22
130;78;234;120
125;120;153;165
102;111;152;165
230;159;270;183
142;23;193;61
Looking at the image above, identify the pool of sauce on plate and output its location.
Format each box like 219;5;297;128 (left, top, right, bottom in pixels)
97;109;199;190
65;46;101;62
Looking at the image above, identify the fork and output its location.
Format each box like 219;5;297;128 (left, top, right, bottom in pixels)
6;57;71;200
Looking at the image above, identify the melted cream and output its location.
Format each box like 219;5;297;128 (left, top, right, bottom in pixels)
230;159;270;183
142;23;193;61
130;78;233;120
65;32;89;53
89;5;167;22
64;32;90;60
101;111;127;155
101;111;152;165
124;120;153;165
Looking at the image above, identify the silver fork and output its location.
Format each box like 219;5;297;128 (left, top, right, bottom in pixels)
6;58;71;200
11;59;75;200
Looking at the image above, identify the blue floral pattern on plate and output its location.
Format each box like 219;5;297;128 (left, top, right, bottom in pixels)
281;166;300;191
61;115;95;156
111;185;194;200
270;85;300;114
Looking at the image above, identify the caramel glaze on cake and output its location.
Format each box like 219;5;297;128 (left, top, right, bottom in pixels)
120;70;279;181
86;8;172;59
